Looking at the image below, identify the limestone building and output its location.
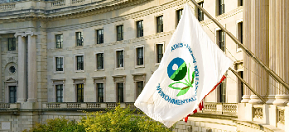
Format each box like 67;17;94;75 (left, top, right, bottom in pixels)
0;0;288;131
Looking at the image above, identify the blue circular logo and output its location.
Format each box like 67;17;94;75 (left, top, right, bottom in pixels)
167;57;187;81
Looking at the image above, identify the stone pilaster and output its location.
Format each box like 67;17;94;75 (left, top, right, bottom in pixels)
26;32;37;102
15;32;27;102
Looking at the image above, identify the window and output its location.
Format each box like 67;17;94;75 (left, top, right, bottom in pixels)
136;47;144;66
76;32;83;46
218;0;225;15
156;44;163;63
9;86;17;103
156;16;163;33
8;38;16;51
117;83;124;102
55;57;63;71
116;50;124;68
176;9;183;25
198;2;204;21
116;25;123;41
219;81;226;103
136;20;143;37
97;83;104;102
96;29;104;44
76;55;84;70
237;22;243;50
77;83;84;102
55;34;63;48
56;84;63;102
136;81;143;98
217;30;225;51
97;53;104;70
238;71;244;102
238;0;243;6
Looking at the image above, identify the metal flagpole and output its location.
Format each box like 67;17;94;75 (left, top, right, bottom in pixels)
190;0;289;92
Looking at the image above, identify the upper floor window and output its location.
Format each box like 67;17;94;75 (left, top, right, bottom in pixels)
97;83;104;102
96;29;104;44
77;83;84;102
156;16;163;33
136;47;144;66
116;50;124;68
136;20;143;37
198;2;204;21
56;84;63;102
217;30;225;52
55;57;63;71
116;25;123;41
8;38;16;51
76;32;83;46
238;0;243;6
97;53;104;70
218;0;225;15
176;9;183;25
55;34;63;48
9;86;17;103
156;44;163;63
76;55;84;70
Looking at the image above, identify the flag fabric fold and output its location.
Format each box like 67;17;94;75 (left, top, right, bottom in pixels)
134;3;233;127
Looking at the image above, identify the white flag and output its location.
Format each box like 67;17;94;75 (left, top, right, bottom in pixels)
134;3;233;127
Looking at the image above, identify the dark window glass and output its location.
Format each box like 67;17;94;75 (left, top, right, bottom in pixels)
56;84;63;102
238;22;243;44
156;44;163;63
9;86;17;103
97;29;104;44
55;34;63;48
97;53;104;70
239;0;243;6
9;66;16;73
136;21;143;37
136;81;143;98
219;81;226;103
116;25;123;41
176;9;183;25
8;38;16;51
217;30;225;51
97;83;104;102
218;0;225;15
76;56;84;70
198;2;204;21
77;83;84;102
56;57;63;71
117;83;123;102
136;47;144;65
116;51;123;68
156;16;163;33
76;32;83;46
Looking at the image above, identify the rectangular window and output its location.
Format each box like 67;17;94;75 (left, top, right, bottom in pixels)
116;25;123;41
116;50;124;68
97;53;104;70
238;22;243;49
8;38;16;51
55;57;63;71
97;83;104;102
156;16;163;33
217;30;225;51
77;83;84;102
218;0;225;15
198;2;204;21
136;81;143;98
55;34;63;48
76;32;83;46
176;9;183;25
136;21;143;37
238;0;243;6
219;82;226;103
9;86;17;103
76;55;84;70
56;84;63;102
117;83;124;102
136;47;144;66
156;44;163;63
96;29;104;44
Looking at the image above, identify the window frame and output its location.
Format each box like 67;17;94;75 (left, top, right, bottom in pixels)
96;52;104;70
96;83;104;102
236;20;243;52
136;20;144;37
197;2;204;21
135;46;144;67
55;56;64;72
9;86;17;103
76;83;84;102
216;29;225;52
56;84;63;103
7;38;16;51
75;54;84;72
76;32;84;46
116;25;123;41
116;83;124;102
93;76;106;102
55;34;63;49
156;15;163;33
176;9;183;26
217;0;225;15
155;43;164;64
116;49;124;69
96;29;104;44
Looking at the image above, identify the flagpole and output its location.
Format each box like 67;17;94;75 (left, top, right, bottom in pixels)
190;0;289;92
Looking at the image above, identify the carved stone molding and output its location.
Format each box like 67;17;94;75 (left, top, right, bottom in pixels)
92;76;106;83
132;73;146;83
51;78;66;86
112;75;126;83
72;77;86;85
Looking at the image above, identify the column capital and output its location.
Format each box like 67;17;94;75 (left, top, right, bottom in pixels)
14;32;26;38
25;31;34;36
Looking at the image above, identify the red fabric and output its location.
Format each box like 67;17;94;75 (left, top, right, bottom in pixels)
183;75;226;122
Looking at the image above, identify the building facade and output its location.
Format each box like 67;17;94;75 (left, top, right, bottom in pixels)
0;0;288;131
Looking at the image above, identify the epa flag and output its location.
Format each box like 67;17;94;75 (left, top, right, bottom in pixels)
134;3;233;127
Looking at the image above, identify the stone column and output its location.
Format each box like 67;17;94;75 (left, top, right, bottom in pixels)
26;32;37;102
15;33;27;102
270;0;289;105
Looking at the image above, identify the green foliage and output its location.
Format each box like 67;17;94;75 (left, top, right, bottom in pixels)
23;105;172;132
